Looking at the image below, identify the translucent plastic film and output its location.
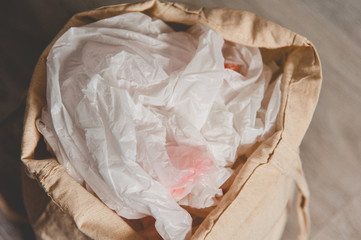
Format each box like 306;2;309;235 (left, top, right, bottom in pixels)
37;12;282;240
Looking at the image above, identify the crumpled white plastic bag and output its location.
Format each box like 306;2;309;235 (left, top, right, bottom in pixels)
37;12;282;240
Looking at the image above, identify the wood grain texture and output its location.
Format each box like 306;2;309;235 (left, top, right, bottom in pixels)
0;0;360;239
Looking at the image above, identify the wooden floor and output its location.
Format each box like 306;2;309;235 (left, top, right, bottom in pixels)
0;0;360;239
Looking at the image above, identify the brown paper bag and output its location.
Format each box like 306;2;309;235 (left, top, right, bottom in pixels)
21;0;322;239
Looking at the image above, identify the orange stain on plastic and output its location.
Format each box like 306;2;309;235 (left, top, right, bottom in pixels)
224;63;239;71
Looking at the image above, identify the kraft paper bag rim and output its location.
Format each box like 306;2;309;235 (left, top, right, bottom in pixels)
21;0;322;239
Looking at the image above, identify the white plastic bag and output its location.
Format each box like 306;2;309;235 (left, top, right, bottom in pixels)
37;12;282;240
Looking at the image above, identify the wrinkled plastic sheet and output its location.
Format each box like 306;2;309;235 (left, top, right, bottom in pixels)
37;12;282;240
